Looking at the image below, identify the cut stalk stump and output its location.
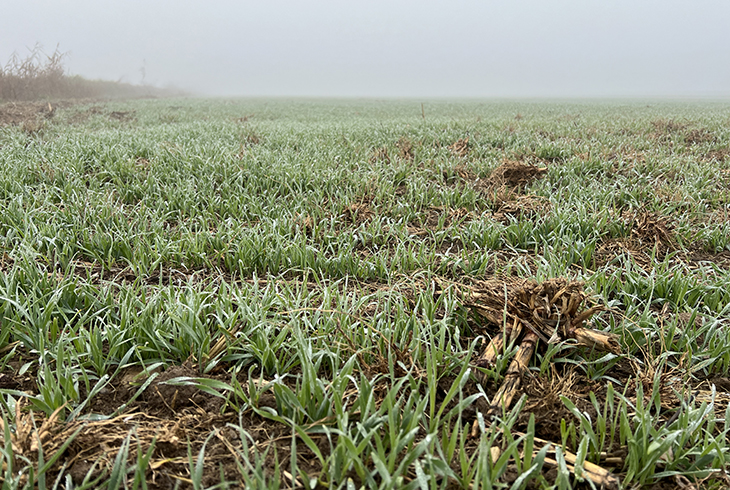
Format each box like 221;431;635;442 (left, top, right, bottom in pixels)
437;277;622;486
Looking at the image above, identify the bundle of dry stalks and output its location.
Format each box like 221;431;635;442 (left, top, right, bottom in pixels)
0;45;66;101
438;277;620;412
443;277;622;488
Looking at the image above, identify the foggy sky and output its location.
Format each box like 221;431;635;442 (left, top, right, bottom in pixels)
2;0;729;98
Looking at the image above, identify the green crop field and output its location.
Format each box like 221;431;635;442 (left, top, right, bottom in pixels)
1;98;730;489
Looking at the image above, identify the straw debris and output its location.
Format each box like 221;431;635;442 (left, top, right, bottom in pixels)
439;277;619;412
449;137;470;157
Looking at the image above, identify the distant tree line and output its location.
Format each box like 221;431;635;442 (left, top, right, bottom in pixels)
0;45;183;102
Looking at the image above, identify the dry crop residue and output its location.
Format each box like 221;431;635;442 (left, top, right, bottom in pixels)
455;160;550;222
449;137;470;158
438;277;621;488
0;101;57;126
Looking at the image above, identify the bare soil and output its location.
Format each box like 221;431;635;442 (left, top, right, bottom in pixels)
0;101;58;126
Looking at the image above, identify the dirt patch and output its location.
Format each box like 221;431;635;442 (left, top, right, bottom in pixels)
142;364;226;416
292;213;316;236
0;357;36;394
12;401;274;489
703;148;730;162
649;120;717;147
58;259;220;288
603;148;647;176
0;101;56;126
135;156;151;170
5;359;327;489
442;164;475;186
234;114;254;123
486;160;548;189
14;357;488;489
685;250;730;271
520;366;607;443
651;119;688;135
0;251;13;273
595;224;727;274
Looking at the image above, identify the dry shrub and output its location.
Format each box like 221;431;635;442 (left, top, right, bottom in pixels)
594;211;678;270
446;161;548;220
1;44;184;102
483;161;549;219
0;45;66;101
459;277;588;332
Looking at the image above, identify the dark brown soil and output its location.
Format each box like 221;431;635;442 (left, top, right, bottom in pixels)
703;148;730;162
